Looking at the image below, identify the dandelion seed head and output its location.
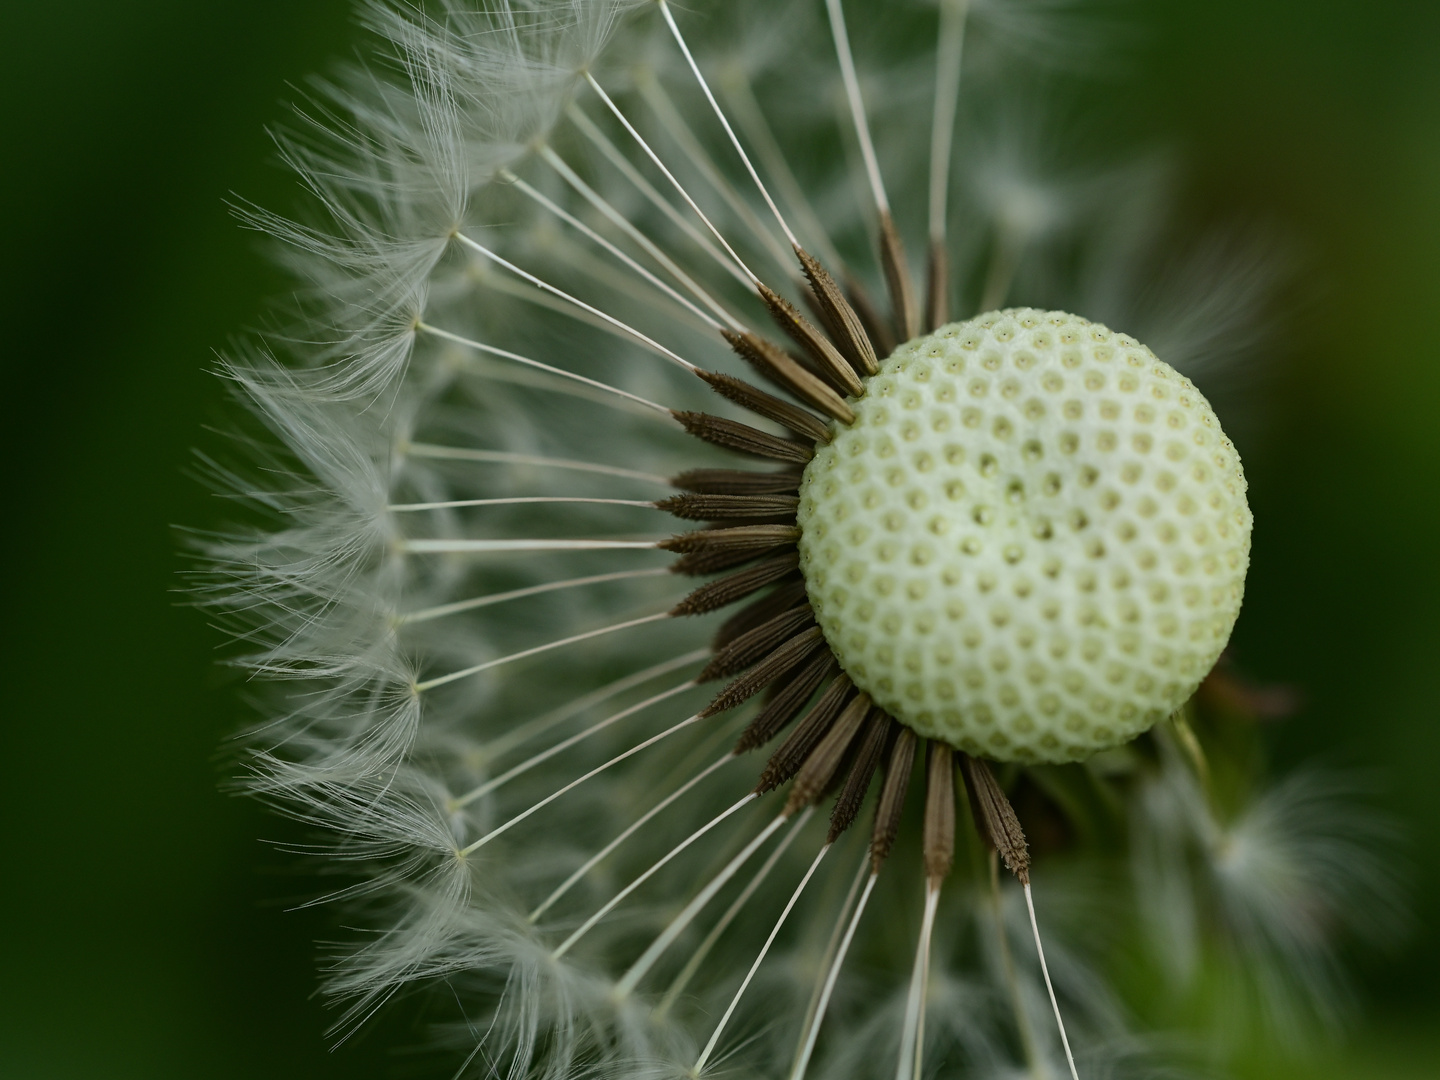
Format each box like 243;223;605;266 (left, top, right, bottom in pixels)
197;0;1398;1075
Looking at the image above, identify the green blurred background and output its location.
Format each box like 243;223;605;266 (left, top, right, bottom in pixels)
0;0;1436;1076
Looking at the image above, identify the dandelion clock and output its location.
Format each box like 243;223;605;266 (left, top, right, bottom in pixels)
200;1;1399;1076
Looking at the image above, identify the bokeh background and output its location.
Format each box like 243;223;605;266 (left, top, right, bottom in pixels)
1;0;1437;1076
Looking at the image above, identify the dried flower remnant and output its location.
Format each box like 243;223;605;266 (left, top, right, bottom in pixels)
199;1;1397;1077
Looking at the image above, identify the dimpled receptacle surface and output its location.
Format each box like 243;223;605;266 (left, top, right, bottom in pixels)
796;309;1251;764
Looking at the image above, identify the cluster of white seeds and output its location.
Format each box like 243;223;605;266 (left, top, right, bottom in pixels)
797;309;1251;764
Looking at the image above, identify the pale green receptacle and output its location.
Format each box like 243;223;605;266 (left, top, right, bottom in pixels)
796;309;1252;764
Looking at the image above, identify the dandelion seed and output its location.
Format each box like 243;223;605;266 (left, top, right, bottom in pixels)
201;1;1400;1076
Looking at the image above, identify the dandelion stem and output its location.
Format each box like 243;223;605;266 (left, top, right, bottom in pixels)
1170;706;1212;791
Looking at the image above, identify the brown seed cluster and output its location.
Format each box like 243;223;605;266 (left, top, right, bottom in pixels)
657;237;1041;881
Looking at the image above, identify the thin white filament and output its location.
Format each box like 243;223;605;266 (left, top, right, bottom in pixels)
567;105;752;288
896;879;943;1080
721;69;849;273
401;442;672;488
790;871;879;1080
658;0;800;249
529;751;737;922
658;806;815;1013
460;710;705;855
615;809;801;999
454;232;698;372
584;72;762;287
789;851;870;1071
468;255;673;343
928;0;970;244
825;0;891;215
480;649;709;762
988;852;1042;1072
634;71;796;278
418;322;674;416
1025;882;1081;1080
451;350;667;419
415;610;669;692
979;224;1025;312
397;567;672;625
398;538;661;556
539;145;746;330
694;842;833;1074
501;168;726;331
551;792;759;959
388;496;658;512
550;232;721;339
452;678;699;809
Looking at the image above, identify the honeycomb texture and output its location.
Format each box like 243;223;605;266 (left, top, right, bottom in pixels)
796;309;1251;763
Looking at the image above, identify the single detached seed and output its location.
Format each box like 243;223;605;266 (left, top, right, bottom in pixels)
796;309;1252;764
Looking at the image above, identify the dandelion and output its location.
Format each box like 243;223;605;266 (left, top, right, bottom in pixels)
200;1;1398;1077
